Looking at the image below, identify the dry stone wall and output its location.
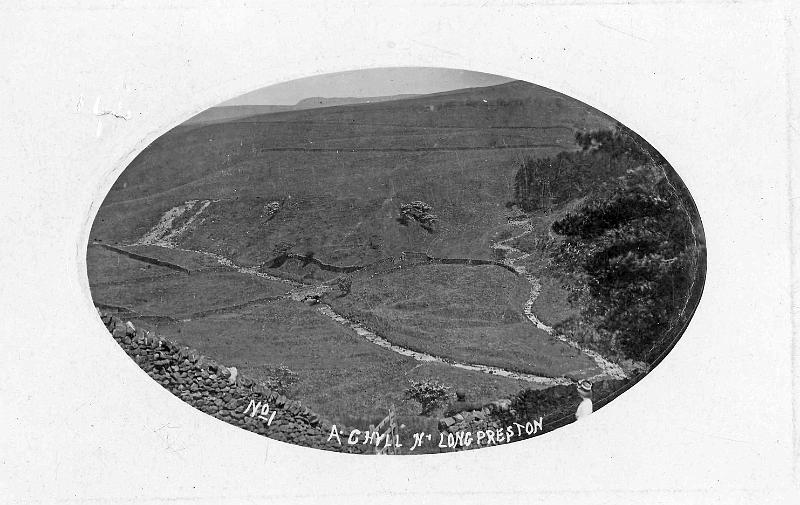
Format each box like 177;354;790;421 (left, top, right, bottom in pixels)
438;378;631;449
100;312;367;454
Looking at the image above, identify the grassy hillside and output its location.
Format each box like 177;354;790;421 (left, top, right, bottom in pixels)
91;81;614;269
88;80;700;441
327;264;598;377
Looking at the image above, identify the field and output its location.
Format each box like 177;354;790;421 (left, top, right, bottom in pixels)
88;80;632;436
327;263;598;377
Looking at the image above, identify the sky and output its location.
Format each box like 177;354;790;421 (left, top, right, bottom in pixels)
220;67;514;106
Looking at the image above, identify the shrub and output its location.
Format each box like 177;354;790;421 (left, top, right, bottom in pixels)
404;379;452;416
337;276;352;296
398;201;438;232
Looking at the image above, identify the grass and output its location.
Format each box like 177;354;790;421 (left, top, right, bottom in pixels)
87;244;180;285
125;298;536;427
327;263;599;378
90;268;288;319
87;80;626;439
90;81;614;268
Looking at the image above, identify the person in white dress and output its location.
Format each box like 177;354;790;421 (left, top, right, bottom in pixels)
575;379;593;421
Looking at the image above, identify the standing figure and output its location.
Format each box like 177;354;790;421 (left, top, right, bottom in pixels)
575;380;593;421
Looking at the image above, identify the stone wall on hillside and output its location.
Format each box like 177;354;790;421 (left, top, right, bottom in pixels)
265;250;518;278
100;312;367;454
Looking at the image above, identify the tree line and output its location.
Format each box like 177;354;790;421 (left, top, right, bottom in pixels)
514;127;703;363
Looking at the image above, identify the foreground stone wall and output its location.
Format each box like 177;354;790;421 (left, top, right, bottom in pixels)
438;378;631;448
100;312;366;454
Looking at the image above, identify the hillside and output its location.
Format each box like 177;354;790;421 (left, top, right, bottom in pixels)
294;93;420;108
89;80;679;435
183;105;296;125
92;81;614;268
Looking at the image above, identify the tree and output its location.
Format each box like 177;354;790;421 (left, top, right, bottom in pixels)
404;379;451;416
398;201;438;232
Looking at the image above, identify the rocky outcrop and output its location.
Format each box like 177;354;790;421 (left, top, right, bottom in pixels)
100;312;366;454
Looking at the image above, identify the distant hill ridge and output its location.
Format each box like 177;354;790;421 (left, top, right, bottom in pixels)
185;92;421;125
182;80;578;126
294;93;420;108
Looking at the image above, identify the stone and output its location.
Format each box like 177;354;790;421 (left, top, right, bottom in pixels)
439;417;456;431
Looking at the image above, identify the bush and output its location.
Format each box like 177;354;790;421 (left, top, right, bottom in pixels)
336;276;352;296
398;201;438;232
404;379;451;416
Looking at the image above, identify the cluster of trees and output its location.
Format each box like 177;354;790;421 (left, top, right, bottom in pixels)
551;188;671;239
573;128;653;165
512;151;640;212
512;124;666;213
548;153;701;362
511;126;701;362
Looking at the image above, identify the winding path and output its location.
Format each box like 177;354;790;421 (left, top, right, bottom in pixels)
491;218;627;380
107;201;624;385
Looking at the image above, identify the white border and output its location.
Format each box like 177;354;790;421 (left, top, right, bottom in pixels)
1;1;797;504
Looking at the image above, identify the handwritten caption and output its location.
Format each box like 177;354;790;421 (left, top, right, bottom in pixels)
243;399;277;425
242;399;542;451
326;417;543;451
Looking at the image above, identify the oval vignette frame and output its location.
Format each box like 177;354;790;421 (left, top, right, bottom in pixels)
85;67;706;455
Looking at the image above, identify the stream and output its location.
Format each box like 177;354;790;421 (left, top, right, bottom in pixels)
491;219;627;380
111;202;625;385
